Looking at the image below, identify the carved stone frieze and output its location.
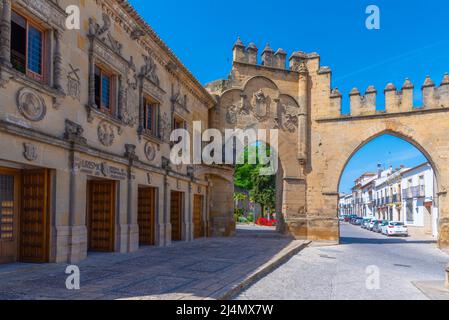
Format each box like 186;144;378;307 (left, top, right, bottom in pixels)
15;0;66;30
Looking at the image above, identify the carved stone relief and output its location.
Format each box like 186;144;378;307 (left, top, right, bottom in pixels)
17;88;47;122
88;13;122;55
251;89;270;120
67;64;80;101
141;54;160;86
97;121;116;147
144;142;157;162
23;143;38;162
160;112;171;142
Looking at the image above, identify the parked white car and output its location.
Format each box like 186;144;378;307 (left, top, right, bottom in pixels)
381;222;408;237
368;219;378;231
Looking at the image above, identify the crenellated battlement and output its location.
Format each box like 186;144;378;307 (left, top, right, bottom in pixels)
329;74;449;117
232;37;318;72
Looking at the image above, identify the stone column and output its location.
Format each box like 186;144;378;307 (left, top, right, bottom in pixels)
163;175;171;246
127;174;139;252
68;150;88;263
138;76;144;132
186;182;194;241
88;43;96;107
0;0;12;67
297;64;309;164
53;29;64;92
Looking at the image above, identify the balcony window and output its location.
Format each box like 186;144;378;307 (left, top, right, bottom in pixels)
11;11;45;82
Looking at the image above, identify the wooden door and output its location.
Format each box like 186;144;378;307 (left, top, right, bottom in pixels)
138;187;156;246
0;168;20;264
88;180;115;252
20;169;50;263
170;191;183;241
193;195;204;239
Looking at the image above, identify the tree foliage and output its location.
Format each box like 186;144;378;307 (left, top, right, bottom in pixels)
234;144;276;214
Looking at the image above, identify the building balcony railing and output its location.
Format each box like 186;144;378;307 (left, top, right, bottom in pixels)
402;186;425;199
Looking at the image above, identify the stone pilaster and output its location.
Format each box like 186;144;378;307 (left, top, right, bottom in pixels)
297;65;309;164
67;150;88;263
88;43;96;107
53;29;64;93
0;0;12;67
163;175;171;246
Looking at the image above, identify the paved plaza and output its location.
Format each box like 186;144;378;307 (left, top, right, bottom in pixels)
0;226;306;300
238;223;449;300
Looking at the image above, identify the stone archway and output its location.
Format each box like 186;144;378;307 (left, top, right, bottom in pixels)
207;41;449;248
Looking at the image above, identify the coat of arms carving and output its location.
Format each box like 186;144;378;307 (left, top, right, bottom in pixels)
251;89;270;120
98;122;116;147
23;143;38;162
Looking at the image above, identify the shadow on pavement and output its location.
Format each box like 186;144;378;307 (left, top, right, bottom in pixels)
340;236;437;245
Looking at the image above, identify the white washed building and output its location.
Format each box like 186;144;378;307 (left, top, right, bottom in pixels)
401;163;438;238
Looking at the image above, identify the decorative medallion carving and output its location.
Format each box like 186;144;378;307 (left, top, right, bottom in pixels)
67;64;80;101
17;88;47;122
23;143;38;162
97;122;116;147
144;142;157;162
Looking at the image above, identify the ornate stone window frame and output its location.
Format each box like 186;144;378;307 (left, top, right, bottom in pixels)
137;54;166;144
86;13;133;129
171;82;191;119
0;0;66;104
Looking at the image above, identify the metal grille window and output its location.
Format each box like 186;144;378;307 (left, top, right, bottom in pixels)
0;175;15;241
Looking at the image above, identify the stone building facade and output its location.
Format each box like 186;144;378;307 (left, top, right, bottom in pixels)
0;0;233;264
1;0;449;266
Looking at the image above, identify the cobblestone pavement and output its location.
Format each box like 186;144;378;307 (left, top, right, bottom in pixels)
237;223;449;300
0;226;305;300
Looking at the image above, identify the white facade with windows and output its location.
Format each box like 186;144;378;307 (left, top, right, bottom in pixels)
401;163;438;238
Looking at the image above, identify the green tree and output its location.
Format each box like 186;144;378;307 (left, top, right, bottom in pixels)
234;143;276;218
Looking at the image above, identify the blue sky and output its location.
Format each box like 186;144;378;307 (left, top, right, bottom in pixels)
129;0;447;192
